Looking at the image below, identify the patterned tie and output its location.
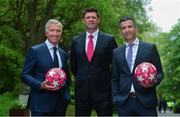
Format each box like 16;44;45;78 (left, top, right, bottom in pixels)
127;44;134;70
87;35;94;62
53;47;59;67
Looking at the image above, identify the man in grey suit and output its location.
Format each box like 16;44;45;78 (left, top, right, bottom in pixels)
111;16;164;116
70;8;117;116
21;19;71;116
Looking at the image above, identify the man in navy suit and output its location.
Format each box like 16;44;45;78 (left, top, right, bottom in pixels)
111;16;164;116
70;8;117;116
21;19;71;116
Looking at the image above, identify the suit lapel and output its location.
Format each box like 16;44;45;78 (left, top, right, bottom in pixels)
133;41;144;72
80;32;88;61
58;48;65;68
94;31;103;54
92;31;105;62
83;31;104;62
42;43;54;68
121;44;132;74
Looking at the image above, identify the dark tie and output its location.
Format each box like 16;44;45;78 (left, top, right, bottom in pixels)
127;44;134;70
53;47;59;67
87;35;94;62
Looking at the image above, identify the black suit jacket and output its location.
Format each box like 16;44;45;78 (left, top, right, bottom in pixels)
21;42;71;112
111;40;164;108
70;31;117;101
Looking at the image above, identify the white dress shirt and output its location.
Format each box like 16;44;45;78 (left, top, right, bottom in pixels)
85;29;99;52
125;38;139;92
45;39;62;68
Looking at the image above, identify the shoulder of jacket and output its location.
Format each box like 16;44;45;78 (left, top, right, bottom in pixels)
73;32;85;39
140;40;155;47
31;42;45;50
99;31;113;37
59;48;67;54
139;40;153;45
114;46;122;52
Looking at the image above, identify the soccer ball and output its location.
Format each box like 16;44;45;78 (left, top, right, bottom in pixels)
134;62;157;88
45;68;67;90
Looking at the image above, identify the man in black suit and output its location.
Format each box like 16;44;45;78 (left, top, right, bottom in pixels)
21;19;71;116
111;16;164;116
70;8;117;116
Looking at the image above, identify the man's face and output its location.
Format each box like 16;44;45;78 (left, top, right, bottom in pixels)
83;12;100;30
120;20;137;42
46;24;62;46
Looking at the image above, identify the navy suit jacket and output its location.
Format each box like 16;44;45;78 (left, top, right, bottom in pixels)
21;42;71;112
111;40;163;108
70;31;117;101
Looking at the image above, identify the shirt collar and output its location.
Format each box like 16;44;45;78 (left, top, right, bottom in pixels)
125;38;139;47
86;29;99;40
45;39;58;50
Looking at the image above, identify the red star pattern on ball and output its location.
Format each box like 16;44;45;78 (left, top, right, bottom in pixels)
45;68;67;90
134;62;157;88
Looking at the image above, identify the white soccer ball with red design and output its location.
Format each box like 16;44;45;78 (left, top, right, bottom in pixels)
45;68;67;90
134;62;157;88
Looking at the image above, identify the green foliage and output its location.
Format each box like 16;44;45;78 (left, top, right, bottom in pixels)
0;0;152;49
0;92;17;116
10;100;26;110
0;25;24;94
0;25;23;49
0;45;24;94
155;20;180;101
2;0;180;115
173;100;180;113
0;0;153;108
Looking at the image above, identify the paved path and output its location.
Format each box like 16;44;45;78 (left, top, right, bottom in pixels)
158;111;180;116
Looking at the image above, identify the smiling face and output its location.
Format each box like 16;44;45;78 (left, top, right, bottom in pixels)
45;23;62;46
119;19;137;43
83;12;100;33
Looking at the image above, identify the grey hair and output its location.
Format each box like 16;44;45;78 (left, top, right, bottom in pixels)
45;19;63;32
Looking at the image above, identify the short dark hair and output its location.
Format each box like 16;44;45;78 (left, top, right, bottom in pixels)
82;7;100;18
119;16;136;27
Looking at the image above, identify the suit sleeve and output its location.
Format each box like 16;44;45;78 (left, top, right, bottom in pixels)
110;36;118;62
151;44;164;86
21;48;42;91
64;52;71;88
62;51;71;101
111;49;120;102
111;36;118;49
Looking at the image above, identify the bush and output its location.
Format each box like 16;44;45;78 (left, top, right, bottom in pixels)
0;92;18;116
0;25;24;95
0;45;24;94
173;100;180;113
10;100;26;110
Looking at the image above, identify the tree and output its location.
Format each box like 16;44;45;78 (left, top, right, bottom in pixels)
157;19;180;100
0;0;152;94
0;25;23;94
